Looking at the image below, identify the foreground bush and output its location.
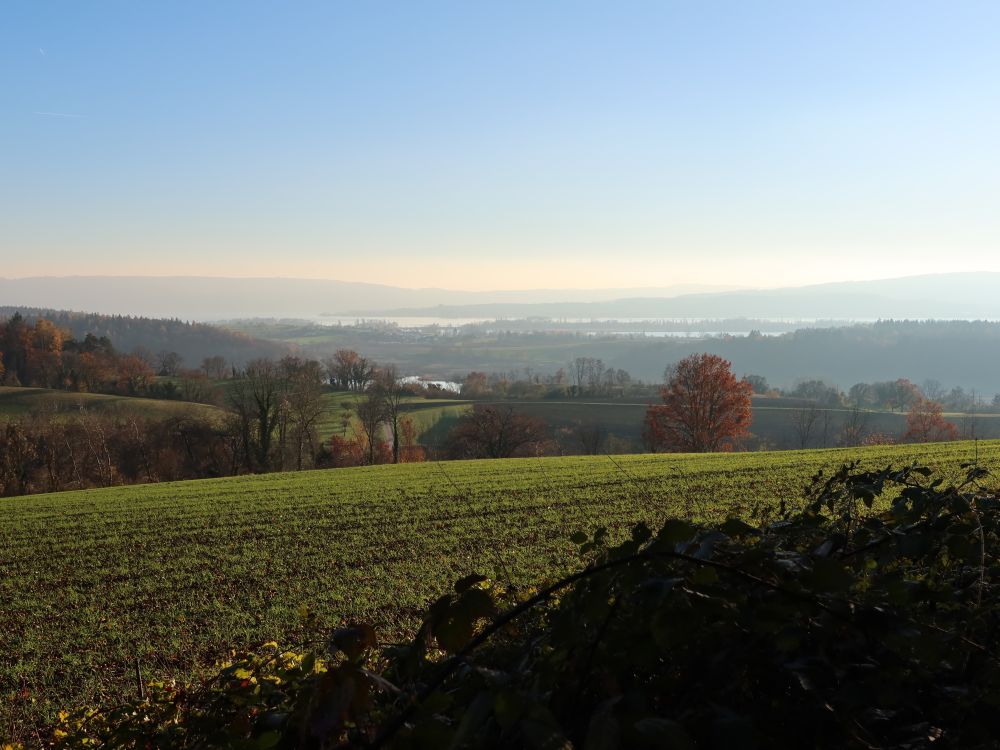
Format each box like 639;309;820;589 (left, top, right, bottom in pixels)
52;461;1000;749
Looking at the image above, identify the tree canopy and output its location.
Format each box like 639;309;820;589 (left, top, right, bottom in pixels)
644;353;752;452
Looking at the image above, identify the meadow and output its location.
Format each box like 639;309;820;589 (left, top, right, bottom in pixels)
0;386;221;422
3;440;1000;739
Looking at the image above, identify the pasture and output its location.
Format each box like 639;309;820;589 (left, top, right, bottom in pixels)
3;440;1000;739
0;386;221;422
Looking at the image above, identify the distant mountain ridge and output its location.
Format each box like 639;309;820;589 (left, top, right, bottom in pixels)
373;273;1000;320
0;307;289;367
2;273;999;321
0;276;738;320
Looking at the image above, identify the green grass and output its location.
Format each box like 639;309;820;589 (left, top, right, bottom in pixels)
315;391;470;442
2;441;1000;739
0;386;222;421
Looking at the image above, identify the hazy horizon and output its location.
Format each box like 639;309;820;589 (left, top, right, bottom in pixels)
5;2;1000;289
0;270;943;294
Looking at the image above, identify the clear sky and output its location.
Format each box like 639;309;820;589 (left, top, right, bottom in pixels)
4;1;1000;290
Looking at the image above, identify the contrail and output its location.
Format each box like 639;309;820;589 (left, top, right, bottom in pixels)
34;111;84;119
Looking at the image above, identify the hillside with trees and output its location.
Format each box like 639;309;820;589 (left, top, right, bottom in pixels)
230;318;1000;397
0;307;288;373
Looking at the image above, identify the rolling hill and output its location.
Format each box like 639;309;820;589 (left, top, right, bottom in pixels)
6;273;1000;321
0;307;289;368
0;386;222;421
376;272;1000;320
0;277;735;320
2;440;998;740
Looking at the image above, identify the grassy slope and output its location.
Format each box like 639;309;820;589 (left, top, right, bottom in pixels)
2;440;1000;737
0;386;222;421
316;391;469;442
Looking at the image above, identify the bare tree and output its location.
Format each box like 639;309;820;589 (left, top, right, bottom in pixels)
819;408;833;448
279;356;327;470
789;405;821;449
571;358;588;393
155;350;184;377
585;358;606;395
228;358;283;471
354;389;387;465
374;365;406;463
574;421;606;455
201;355;227;380
446;404;548;459
324;349;374;391
839;407;871;447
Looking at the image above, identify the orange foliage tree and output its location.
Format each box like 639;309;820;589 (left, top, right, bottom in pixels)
643;353;753;452
903;398;958;443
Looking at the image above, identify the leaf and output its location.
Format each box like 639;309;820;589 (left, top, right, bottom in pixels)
631;522;652;543
454;573;488;593
435;615;474;654
570;531;588;545
329;624;376;661
300;652;316;674
464;587;498;616
804;558;854;593
495;689;527;730
584;707;620;750
449;691;495;748
690;566;719;585
633;718;695;749
712;714;757;749
720;517;759;538
248;730;281;749
658;519;696;547
520;718;573;750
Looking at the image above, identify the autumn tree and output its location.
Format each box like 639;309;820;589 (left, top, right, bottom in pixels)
399;416;424;462
116;354;155;395
0;312;29;385
889;378;922;412
446;404;548;459
904;397;958;443
155;350;184;377
325;349;374;391
643;354;752;453
461;371;489;398
354;389;387;465
26;319;67;387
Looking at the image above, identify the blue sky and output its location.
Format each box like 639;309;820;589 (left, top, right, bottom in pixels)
4;1;1000;289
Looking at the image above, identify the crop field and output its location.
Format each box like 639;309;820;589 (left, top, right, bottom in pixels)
0;386;221;421
3;440;1000;739
485;399;1000;451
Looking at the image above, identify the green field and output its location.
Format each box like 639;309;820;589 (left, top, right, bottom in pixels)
0;386;221;421
315;391;469;442
469;398;1000;452
2;440;1000;739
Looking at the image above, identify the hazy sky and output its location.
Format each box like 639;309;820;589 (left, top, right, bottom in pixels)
4;1;1000;290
